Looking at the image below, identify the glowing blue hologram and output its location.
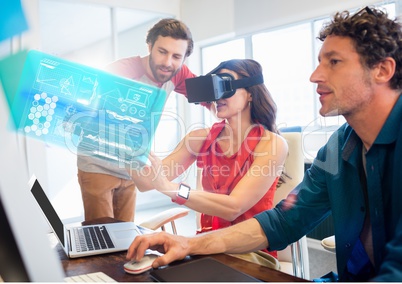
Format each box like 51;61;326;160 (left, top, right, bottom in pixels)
0;0;29;42
10;50;167;166
0;50;28;113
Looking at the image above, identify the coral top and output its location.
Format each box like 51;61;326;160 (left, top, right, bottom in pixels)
196;121;278;257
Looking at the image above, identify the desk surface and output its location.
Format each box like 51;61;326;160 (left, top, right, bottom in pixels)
50;220;307;282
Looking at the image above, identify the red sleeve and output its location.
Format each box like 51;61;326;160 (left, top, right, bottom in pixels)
104;56;144;80
172;65;212;110
171;64;196;95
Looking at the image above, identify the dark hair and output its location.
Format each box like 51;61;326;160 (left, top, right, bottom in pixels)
318;6;402;90
214;59;278;133
146;18;194;57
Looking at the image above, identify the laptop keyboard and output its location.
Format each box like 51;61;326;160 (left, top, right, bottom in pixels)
73;226;115;252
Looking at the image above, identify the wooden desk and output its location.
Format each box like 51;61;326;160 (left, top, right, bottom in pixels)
50;219;307;282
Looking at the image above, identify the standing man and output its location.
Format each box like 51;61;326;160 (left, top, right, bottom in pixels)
77;18;205;222
126;7;402;281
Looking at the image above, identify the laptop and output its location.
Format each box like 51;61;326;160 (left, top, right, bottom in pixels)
29;175;141;258
150;257;261;282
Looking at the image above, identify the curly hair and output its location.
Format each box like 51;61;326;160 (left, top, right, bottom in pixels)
146;18;193;58
212;59;278;133
318;7;402;90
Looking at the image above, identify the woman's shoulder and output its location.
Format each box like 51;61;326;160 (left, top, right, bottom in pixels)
182;128;211;154
187;121;225;140
256;129;288;154
187;127;210;139
262;129;287;143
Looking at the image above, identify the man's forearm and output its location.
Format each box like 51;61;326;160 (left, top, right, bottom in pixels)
188;218;269;255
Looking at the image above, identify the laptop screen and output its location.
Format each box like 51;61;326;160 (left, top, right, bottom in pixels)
30;177;65;246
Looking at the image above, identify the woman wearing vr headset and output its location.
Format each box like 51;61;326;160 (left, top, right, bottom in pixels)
129;59;288;268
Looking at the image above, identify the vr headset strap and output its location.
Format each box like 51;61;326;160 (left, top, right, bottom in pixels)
207;61;264;92
229;74;264;90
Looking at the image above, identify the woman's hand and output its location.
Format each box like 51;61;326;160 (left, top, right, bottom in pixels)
146;152;176;195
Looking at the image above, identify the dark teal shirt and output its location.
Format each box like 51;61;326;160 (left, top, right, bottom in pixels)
255;95;402;281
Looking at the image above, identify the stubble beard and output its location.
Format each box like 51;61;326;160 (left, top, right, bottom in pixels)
149;53;180;83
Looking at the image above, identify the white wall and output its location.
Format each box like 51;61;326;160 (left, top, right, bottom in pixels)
62;19;163;67
183;0;394;41
69;0;181;15
232;0;382;36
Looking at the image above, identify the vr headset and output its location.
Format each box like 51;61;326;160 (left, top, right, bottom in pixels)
185;61;264;104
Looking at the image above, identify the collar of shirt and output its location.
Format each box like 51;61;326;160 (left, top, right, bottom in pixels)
342;94;402;160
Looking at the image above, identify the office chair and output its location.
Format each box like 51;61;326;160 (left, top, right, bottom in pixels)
138;207;191;235
275;131;310;279
321;235;336;253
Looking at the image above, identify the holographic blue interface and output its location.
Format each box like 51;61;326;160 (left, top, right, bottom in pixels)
10;50;167;166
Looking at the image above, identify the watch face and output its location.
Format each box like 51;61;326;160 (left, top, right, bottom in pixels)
178;183;191;199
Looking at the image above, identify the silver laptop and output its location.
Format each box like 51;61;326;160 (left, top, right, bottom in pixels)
29;175;141;258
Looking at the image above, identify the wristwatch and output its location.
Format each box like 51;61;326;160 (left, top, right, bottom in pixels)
172;183;191;205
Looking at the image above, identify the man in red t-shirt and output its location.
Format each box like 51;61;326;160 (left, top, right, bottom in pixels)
77;18;209;222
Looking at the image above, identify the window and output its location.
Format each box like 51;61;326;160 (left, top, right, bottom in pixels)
253;23;315;128
200;2;396;130
201;39;245;126
151;94;181;157
202;39;245;74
